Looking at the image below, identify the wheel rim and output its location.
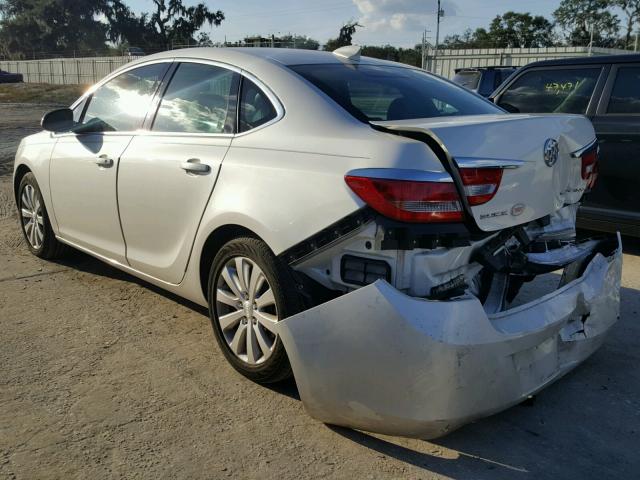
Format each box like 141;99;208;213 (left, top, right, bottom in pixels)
20;184;44;250
215;256;279;365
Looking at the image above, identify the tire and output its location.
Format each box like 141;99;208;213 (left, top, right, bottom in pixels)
17;172;67;259
207;237;304;384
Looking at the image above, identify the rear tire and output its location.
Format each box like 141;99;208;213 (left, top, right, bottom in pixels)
207;237;304;384
17;172;68;259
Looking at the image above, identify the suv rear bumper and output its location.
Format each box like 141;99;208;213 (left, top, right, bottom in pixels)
276;235;622;439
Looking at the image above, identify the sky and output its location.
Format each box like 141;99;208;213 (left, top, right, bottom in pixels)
126;0;563;48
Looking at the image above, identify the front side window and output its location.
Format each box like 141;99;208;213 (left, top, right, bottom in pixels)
606;66;640;114
82;63;168;131
289;64;500;122
239;78;277;132
497;67;601;114
153;63;239;134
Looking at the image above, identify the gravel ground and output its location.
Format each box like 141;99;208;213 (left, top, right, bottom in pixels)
1;104;639;480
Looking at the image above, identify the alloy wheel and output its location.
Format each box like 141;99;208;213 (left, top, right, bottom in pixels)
215;256;279;365
20;184;44;250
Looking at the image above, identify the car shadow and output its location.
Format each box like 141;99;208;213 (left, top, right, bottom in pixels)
50;242;640;478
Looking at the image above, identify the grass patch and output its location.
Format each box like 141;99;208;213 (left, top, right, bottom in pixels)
0;83;88;105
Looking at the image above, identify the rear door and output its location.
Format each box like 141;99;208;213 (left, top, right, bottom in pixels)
117;61;239;284
587;64;640;224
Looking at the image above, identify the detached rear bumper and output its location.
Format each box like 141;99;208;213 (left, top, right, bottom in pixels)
276;235;622;439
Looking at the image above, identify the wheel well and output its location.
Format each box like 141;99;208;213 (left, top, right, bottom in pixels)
13;164;31;202
198;224;258;301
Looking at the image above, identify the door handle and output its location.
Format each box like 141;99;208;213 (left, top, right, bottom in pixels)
180;159;210;174
95;154;114;167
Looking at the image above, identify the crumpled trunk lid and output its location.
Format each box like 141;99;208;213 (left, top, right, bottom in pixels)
372;114;596;232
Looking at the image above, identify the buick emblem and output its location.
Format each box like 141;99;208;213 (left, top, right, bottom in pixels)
511;203;525;216
543;138;559;167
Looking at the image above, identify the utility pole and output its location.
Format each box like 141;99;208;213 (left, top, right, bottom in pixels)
588;22;594;56
421;29;431;70
433;0;444;74
635;32;638;52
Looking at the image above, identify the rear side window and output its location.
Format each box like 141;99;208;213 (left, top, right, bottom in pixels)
153;63;239;134
239;78;277;132
290;64;499;122
452;71;481;90
82;63;168;131
497;67;601;114
606;66;640;114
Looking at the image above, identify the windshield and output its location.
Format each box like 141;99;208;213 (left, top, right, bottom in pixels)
289;64;501;122
452;71;481;90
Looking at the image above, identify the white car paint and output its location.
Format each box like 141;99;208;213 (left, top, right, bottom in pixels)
13;47;621;438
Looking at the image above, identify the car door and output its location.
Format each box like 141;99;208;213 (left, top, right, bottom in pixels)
49;62;170;262
586;64;640;222
117;61;240;283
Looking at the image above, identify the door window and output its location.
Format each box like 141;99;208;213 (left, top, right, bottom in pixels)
238;78;277;132
497;67;601;114
153;63;239;134
81;63;168;131
606;66;640;114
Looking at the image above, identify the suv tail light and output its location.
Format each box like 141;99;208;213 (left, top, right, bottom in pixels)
580;147;598;189
344;175;463;223
459;168;503;206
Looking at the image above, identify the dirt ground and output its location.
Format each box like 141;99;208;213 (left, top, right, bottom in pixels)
1;103;639;480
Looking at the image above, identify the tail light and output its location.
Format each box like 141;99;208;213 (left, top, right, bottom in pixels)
580;147;598;189
345;167;504;223
344;175;463;223
459;168;503;206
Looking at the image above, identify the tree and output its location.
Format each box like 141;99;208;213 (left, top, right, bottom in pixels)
324;21;362;51
554;0;620;47
105;0;224;49
443;12;555;48
487;12;555;47
615;0;640;48
278;34;319;50
0;0;110;59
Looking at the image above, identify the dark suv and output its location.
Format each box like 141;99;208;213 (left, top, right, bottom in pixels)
452;66;517;97
490;54;640;237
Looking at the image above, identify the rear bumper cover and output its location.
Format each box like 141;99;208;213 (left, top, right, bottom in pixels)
277;235;622;439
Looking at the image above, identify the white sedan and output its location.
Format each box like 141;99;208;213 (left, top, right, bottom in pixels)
13;46;621;439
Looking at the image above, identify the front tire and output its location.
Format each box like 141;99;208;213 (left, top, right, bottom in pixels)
207;237;304;384
17;172;67;259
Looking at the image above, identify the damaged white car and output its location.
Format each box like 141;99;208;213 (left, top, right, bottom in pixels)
14;47;621;439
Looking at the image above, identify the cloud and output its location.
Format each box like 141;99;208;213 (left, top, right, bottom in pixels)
353;0;458;33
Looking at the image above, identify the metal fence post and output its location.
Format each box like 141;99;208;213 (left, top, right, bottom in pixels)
60;60;65;85
92;59;97;83
76;59;80;84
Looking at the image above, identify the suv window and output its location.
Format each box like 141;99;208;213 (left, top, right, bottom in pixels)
498;67;601;114
82;63;168;131
153;63;239;134
607;66;640;114
239;78;277;132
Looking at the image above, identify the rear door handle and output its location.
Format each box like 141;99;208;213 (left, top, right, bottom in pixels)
180;159;210;174
95;154;114;168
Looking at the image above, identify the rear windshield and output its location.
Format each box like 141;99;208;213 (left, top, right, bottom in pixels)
289;64;501;122
452;71;481;90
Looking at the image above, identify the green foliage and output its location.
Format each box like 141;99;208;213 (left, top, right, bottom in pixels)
443;11;555;48
614;0;640;48
361;45;421;67
0;0;110;59
553;0;620;47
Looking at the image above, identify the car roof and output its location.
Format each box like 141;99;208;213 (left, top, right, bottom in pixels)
137;47;404;68
525;53;640;68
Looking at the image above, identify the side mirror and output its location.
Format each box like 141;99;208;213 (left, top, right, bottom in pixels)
41;108;74;132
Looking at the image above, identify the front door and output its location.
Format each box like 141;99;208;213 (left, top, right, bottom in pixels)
117;62;239;283
48;62;170;262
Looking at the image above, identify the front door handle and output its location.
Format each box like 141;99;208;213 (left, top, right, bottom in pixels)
95;154;114;168
180;159;211;174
